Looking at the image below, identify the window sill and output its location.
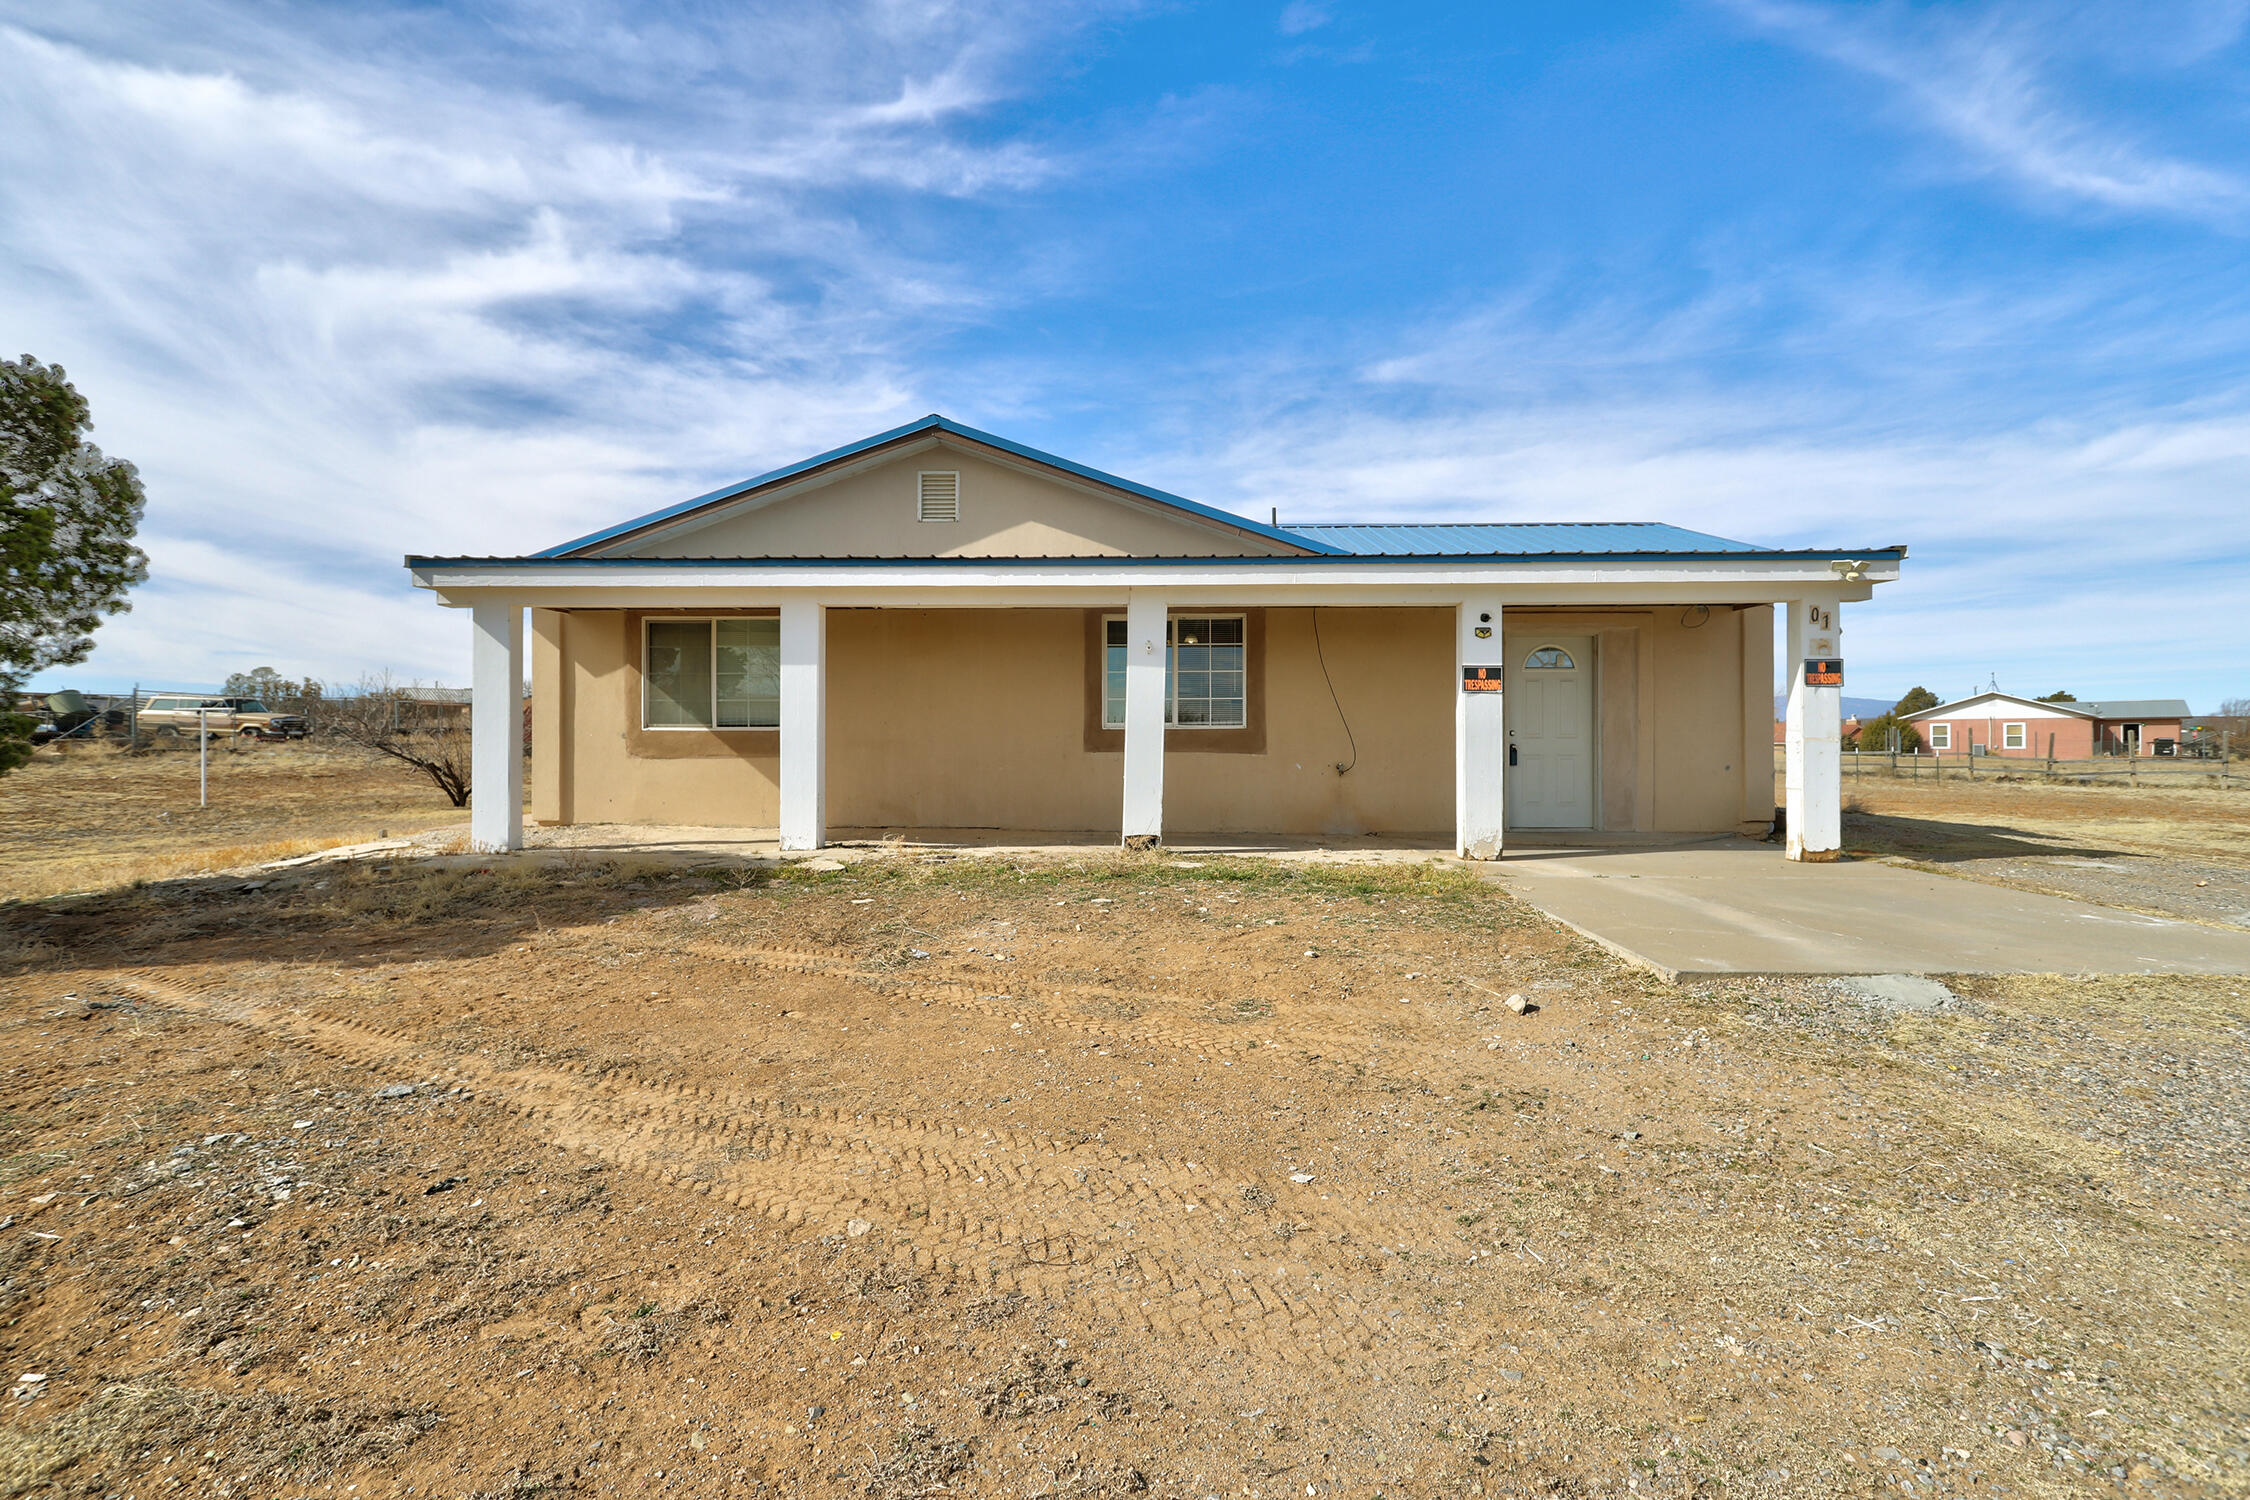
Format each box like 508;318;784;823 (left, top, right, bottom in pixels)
626;723;779;760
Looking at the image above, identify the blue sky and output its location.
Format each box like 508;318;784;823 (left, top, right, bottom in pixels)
5;0;2247;709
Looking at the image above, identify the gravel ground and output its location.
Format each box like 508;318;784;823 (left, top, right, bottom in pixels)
1909;852;2250;930
1837;777;2250;931
4;853;2246;1497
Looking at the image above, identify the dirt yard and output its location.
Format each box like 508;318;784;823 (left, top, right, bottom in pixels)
0;743;470;904
3;834;2245;1498
1824;774;2250;930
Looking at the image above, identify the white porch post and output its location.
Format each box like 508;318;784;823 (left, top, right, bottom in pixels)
779;600;827;852
1783;595;1843;862
469;600;524;854
1455;597;1506;859
1120;590;1168;848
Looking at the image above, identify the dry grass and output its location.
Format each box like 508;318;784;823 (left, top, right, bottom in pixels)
1807;769;2250;865
2;853;2244;1496
0;740;470;903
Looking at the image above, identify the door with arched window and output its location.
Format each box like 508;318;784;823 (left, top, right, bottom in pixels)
1507;634;1596;828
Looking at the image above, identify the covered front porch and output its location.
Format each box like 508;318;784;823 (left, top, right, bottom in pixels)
432;573;1865;866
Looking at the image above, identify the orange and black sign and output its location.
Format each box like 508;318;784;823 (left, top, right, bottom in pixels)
1803;659;1844;687
1462;666;1504;692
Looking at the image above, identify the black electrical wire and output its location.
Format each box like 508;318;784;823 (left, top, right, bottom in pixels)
1310;609;1359;776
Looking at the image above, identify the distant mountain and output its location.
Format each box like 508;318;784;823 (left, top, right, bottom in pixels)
1773;694;1899;721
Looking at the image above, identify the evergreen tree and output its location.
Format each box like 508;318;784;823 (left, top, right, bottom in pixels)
2;355;148;773
1892;686;1940;716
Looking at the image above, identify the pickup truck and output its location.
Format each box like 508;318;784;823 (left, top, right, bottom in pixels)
137;695;310;740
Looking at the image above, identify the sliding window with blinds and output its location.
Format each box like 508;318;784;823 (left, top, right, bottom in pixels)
644;618;780;728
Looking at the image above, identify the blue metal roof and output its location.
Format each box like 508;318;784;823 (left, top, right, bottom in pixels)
1284;522;1765;555
511;416;1905;565
409;547;1890;568
539;413;1343;558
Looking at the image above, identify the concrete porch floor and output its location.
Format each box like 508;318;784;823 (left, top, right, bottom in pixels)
520;822;1458;866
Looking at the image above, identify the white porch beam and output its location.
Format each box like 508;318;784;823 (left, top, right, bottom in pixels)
1455;597;1506;859
779;600;827;852
413;557;1900;606
1783;595;1843;862
1120;591;1168;849
469;600;524;853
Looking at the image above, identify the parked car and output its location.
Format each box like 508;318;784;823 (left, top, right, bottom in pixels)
137;694;309;740
27;691;126;742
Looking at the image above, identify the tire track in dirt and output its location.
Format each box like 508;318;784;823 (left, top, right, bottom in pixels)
676;942;1429;1062
115;972;1413;1363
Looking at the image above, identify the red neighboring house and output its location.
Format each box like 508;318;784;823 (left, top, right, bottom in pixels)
1900;692;2189;758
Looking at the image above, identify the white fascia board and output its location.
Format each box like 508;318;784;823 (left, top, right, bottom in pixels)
414;556;1897;607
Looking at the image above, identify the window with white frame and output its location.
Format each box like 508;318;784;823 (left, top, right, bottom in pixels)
644;617;780;729
1927;723;1951;750
2003;722;2026;750
1102;615;1246;730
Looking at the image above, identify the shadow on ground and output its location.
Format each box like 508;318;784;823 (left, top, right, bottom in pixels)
0;855;758;977
1842;808;2140;865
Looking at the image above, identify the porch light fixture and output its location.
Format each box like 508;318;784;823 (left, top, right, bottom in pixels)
1830;559;1867;581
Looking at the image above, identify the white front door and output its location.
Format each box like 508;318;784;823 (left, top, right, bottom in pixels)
1507;634;1596;829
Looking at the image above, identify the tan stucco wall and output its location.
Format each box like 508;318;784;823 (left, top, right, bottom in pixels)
537;609;782;826
1648;606;1759;832
605;442;1293;560
1154;608;1452;836
534;605;1765;838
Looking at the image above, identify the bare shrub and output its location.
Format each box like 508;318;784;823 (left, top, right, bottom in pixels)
326;673;478;807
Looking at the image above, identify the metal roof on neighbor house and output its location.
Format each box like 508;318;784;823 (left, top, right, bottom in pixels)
1284;522;1765;555
2079;699;2192;720
1905;692;2193;722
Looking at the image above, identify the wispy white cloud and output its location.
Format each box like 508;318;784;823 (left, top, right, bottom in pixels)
8;0;2247;716
1096;273;2250;707
0;2;1121;687
1719;0;2250;223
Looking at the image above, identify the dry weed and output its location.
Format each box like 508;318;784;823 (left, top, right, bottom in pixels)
0;1381;438;1496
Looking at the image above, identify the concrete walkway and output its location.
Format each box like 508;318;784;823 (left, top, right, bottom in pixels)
1486;838;2250;978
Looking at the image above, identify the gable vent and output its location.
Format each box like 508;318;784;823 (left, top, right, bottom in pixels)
917;470;960;522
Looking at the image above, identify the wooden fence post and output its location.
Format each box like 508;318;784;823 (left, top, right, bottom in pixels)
2047;732;2055;781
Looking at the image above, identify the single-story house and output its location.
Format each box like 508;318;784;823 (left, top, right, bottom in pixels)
1901;693;2189;758
406;415;1902;861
